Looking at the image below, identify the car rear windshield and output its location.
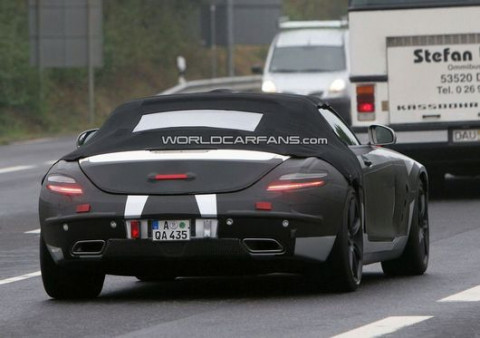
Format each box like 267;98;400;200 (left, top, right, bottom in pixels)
269;46;346;73
133;110;263;133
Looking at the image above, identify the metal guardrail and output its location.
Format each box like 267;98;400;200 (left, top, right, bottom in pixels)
160;75;262;95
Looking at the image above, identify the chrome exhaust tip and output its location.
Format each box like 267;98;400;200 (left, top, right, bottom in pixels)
242;238;284;254
71;240;105;256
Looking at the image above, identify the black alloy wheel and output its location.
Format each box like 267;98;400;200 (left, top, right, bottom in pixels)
381;179;429;276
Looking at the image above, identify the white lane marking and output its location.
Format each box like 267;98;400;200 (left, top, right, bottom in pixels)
330;316;433;338
24;229;41;234
0;160;56;175
439;285;480;302
0;271;41;286
195;194;217;217
0;165;36;175
125;195;149;218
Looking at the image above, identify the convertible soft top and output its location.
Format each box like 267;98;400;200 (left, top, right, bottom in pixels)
62;92;361;184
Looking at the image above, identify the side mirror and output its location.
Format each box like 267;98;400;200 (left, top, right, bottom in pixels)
76;128;98;148
251;64;263;74
368;125;396;146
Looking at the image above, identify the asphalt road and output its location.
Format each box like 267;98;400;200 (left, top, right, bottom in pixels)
1;137;480;337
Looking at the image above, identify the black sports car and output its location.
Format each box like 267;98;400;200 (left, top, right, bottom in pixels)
39;92;429;298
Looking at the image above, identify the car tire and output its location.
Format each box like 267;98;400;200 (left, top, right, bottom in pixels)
325;189;363;292
381;179;429;276
40;236;105;299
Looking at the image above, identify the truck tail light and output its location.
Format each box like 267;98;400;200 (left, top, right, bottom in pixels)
356;85;375;113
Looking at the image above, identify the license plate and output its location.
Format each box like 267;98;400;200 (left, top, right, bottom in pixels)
152;220;190;241
452;129;480;142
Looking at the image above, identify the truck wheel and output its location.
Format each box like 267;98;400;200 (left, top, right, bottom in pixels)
381;180;429;276
40;236;105;299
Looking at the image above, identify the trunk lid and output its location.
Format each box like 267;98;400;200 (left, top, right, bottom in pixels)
79;149;288;195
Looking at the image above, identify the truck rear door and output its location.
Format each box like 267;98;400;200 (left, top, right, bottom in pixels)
387;34;480;127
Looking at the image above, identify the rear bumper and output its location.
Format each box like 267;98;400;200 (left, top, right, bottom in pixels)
41;213;337;276
46;237;336;276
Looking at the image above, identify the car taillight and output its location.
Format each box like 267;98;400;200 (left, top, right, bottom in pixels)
46;174;83;196
267;181;325;191
130;220;140;239
267;173;327;192
356;85;375;113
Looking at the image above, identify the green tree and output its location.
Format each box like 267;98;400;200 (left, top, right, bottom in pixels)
283;0;348;20
0;1;45;140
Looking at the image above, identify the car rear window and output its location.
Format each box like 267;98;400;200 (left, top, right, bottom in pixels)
133;110;263;133
269;46;346;73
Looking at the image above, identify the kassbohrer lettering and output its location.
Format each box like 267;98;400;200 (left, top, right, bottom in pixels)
397;102;478;111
